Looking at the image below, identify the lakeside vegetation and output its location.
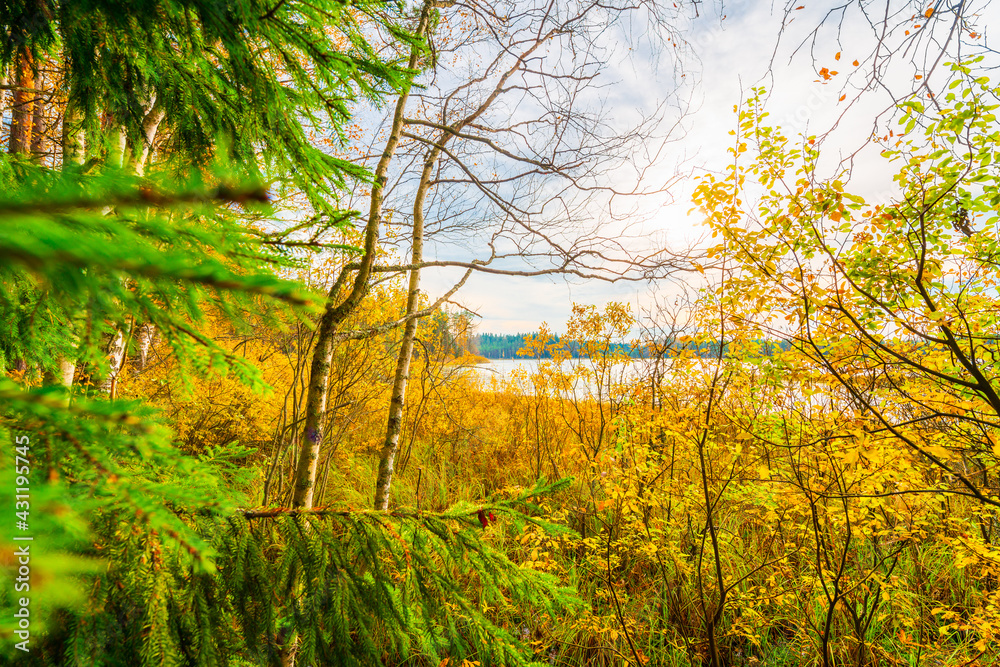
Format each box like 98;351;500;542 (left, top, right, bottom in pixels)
475;332;645;359
473;333;794;359
1;2;999;667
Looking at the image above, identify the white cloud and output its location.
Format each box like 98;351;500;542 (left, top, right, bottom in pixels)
409;1;1000;336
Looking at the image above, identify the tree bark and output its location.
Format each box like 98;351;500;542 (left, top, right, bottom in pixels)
0;67;8;126
371;23;553;509
132;94;165;176
8;49;34;154
96;96;164;394
29;69;45;160
99;330;127;396
62;94;86;166
290;1;434;510
109;126;127;168
136;323;155;371
44;85;88;396
373;145;438;510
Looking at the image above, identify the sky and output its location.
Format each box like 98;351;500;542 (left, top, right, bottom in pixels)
411;1;1000;336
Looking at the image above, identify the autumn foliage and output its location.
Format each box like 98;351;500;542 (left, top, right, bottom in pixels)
3;1;1000;665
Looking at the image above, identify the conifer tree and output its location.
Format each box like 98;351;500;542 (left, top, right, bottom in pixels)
0;3;581;665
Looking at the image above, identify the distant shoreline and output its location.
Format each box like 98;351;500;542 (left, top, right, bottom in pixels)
471;332;792;360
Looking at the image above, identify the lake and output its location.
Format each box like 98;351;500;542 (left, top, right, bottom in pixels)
461;357;660;397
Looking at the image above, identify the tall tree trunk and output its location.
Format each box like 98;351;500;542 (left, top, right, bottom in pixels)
109;126;127;168
45;89;88;396
22;55;72;394
122;99;166;370
62;92;86;166
291;1;434;510
95;96;163;395
136;323;155;371
373;145;438;510
29;69;46;161
8;49;34;154
99;330;127;396
132;95;165;176
0;67;8;125
370;22;538;509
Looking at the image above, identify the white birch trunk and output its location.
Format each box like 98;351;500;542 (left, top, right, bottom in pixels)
136;323;155;372
370;23;537;508
99;330;127;397
290;2;434;510
56;358;76;387
373;151;434;510
47;77;87;395
132;95;165;176
98;95;163;394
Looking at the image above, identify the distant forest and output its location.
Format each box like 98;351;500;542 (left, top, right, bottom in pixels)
472;333;642;359
471;333;793;359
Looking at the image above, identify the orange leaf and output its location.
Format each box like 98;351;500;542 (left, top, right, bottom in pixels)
915;74;923;80
835;52;841;60
795;5;804;9
839;94;846;101
853;59;860;66
925;8;934;18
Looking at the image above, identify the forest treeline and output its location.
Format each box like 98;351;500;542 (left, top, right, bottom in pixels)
475;332;644;359
2;2;1000;667
472;333;794;359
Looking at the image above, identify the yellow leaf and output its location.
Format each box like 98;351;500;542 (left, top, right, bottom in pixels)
925;445;950;459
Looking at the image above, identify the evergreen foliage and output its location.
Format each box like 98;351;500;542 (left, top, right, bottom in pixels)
0;166;581;664
0;164;312;382
0;160;310;648
51;480;580;667
1;0;412;212
0;2;585;665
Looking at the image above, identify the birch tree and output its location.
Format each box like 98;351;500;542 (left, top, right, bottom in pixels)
285;0;699;510
291;0;436;509
365;0;709;509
